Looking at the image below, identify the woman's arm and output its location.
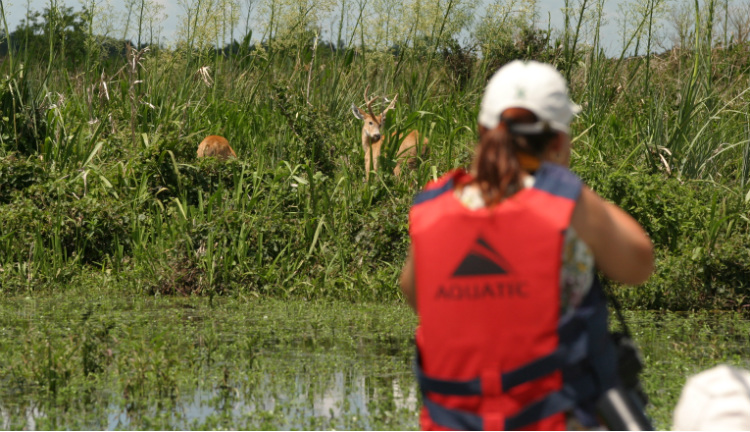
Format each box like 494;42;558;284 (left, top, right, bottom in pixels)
400;247;417;311
572;186;655;285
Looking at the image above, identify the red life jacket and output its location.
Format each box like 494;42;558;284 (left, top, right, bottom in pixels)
409;163;617;431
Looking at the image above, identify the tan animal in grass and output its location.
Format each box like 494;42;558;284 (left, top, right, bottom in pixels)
351;86;428;179
197;135;237;159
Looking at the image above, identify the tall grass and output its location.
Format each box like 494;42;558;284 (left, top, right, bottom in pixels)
0;0;749;309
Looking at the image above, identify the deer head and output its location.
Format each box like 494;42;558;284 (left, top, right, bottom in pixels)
350;85;398;145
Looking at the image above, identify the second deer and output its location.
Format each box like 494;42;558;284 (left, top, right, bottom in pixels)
197;135;237;159
351;86;428;179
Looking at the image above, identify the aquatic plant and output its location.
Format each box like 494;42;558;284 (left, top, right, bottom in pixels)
0;0;749;310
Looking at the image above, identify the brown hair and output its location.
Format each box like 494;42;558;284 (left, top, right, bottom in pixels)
474;108;557;206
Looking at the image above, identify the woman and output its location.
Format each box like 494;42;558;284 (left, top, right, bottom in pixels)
400;60;654;430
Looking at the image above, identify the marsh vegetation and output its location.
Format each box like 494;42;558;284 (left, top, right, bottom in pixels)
0;0;749;308
0;295;749;429
1;0;750;428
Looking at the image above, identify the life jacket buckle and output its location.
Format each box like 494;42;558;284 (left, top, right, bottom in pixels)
481;368;502;397
480;368;505;430
483;412;505;431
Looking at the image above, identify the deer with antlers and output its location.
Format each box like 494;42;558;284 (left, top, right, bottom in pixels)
351;86;428;179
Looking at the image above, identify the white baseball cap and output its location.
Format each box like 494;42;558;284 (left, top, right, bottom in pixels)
673;364;750;430
478;60;581;134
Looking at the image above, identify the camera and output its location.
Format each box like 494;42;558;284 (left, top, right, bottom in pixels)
596;331;653;431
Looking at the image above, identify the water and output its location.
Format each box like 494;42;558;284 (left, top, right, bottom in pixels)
99;366;418;430
0;347;420;430
0;296;421;430
0;295;748;430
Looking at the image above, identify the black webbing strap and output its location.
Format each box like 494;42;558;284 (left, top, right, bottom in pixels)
416;328;590;398
599;276;633;338
422;381;597;431
422;396;484;430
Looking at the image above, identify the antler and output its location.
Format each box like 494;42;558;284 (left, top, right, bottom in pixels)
381;93;398;118
363;84;378;119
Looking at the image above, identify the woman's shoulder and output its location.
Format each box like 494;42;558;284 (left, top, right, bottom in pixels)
532;162;583;201
412;169;471;207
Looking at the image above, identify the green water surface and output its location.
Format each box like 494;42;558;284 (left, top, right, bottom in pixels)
0;293;747;430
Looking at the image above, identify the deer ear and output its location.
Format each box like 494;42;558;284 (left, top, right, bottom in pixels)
351;104;364;120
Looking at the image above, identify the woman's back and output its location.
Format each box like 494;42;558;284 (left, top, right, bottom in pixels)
455;171;595;316
401;60;654;431
410;163;621;430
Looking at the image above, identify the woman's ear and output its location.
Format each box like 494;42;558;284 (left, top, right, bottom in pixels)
478;124;488;137
548;132;564;152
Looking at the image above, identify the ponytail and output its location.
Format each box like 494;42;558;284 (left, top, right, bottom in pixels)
474;108;557;206
475;124;518;206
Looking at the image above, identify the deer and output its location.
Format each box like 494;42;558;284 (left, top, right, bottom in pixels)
351;86;428;180
197;135;237;159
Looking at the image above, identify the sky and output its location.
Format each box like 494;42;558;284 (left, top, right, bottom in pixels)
0;0;679;55
537;0;627;54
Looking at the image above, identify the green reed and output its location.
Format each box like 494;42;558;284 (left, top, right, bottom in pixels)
0;0;748;309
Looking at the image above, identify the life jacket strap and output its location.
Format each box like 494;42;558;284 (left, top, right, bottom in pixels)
415;298;611;430
416;275;617;430
422;395;484;430
412;178;455;206
415;329;590;397
421;380;599;431
505;384;578;430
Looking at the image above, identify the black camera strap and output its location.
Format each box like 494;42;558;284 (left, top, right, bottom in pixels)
604;278;634;338
597;276;654;431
